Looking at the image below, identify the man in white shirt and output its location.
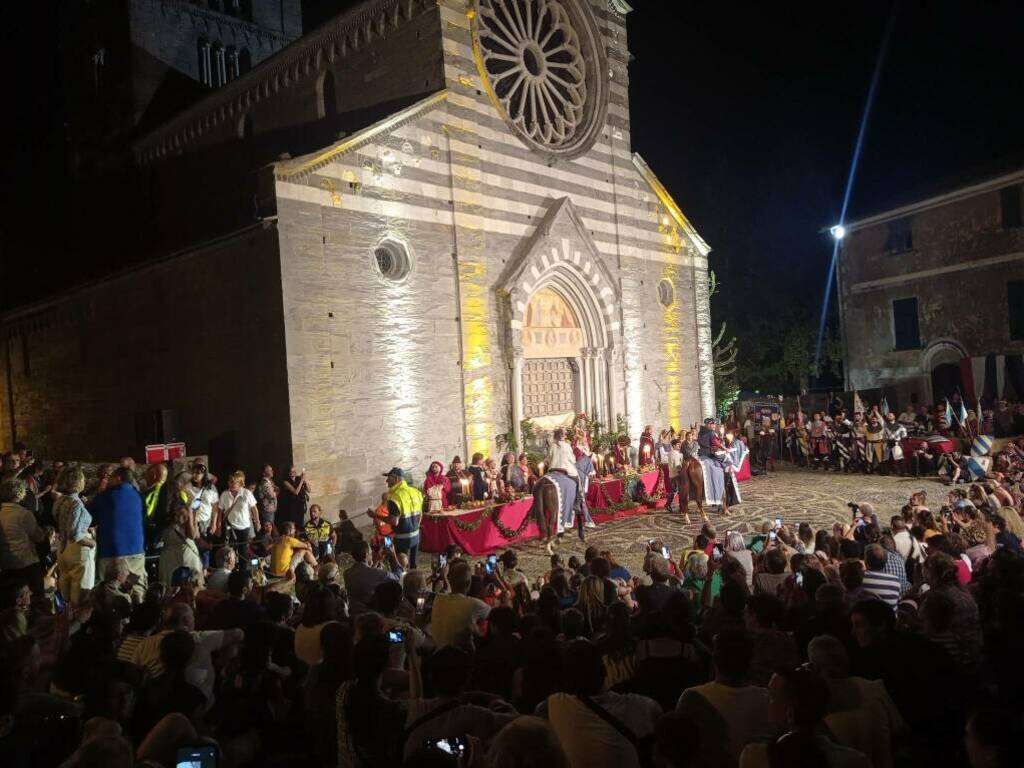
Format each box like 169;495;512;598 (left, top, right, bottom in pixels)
545;638;661;768
429;561;490;649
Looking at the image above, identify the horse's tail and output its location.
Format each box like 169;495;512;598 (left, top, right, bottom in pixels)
530;477;553;538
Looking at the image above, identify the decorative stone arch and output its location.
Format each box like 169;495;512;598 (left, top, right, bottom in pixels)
500;197;622;447
921;338;968;404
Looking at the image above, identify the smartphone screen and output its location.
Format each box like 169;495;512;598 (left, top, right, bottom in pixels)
486;554;497;573
415;596;426;612
250;558;259;568
795;572;804;587
388;629;404;644
712;546;722;560
426;737;467;756
438;553;447;567
661;547;670;560
774;517;782;529
384;535;393;548
177;745;217;768
769;531;777;542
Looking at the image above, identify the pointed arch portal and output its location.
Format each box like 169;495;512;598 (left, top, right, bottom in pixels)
502;197;622;447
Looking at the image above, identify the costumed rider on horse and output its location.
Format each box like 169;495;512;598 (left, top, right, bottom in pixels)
679;421;729;524
531;427;584;554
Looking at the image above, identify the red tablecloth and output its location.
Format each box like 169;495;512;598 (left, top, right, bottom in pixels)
420;497;538;556
420;470;663;555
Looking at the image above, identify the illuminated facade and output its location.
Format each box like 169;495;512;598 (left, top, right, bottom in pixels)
1;0;713;517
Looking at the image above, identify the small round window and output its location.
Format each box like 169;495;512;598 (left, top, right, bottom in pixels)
372;239;411;282
657;279;675;307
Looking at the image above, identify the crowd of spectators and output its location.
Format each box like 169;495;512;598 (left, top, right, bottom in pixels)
1;442;1023;768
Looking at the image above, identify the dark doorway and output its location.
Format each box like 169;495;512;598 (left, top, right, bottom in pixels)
931;363;963;404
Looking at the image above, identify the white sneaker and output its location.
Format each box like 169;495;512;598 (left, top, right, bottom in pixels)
585;521;596;528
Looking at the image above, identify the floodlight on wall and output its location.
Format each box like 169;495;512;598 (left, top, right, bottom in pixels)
829;225;846;240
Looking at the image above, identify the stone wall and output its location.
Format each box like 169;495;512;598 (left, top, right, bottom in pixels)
0;224;293;480
840;182;1024;401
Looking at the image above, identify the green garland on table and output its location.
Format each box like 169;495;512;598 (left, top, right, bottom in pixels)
443;496;536;540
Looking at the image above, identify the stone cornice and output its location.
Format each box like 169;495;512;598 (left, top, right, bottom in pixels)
132;0;293;48
632;152;711;258
133;0;435;165
272;90;448;179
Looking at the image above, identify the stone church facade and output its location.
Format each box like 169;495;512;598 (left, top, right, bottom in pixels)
1;0;714;516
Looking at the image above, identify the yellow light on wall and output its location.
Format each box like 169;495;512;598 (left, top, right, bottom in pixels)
661;266;682;429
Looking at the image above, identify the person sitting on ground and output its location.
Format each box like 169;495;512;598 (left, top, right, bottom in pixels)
131;630;206;742
208;569;265;631
543;638;662;768
343;540;401;615
676;627;772;767
807;634;904;768
861;544;903;609
635;552;673;615
403;644;515;759
269;520;317;577
738;665;870;768
753;547;788;597
336;635;406;766
206;546;238;594
431;560;492;649
743;593;798;687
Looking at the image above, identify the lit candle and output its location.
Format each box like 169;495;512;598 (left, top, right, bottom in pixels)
538;461;545;477
460;477;470;501
596;453;604;474
643;445;651;464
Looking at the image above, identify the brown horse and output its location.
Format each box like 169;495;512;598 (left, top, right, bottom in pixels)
530;476;561;553
675;457;728;523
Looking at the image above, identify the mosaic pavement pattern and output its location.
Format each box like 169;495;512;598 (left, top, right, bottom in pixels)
507;467;945;579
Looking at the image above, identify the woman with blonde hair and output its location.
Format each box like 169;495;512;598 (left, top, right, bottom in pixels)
997;506;1024;540
573;575;608;637
53;466;96;605
218;470;259;551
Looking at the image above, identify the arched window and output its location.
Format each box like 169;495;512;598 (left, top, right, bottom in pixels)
318;70;338;120
213;43;227;87
237;48;252;75
197;37;212;86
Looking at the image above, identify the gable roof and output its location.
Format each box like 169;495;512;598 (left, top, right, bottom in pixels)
632;153;711;257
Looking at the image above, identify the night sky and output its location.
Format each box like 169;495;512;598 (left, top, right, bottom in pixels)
626;0;1024;342
3;1;1023;356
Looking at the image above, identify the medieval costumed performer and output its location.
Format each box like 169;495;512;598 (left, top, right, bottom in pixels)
446;456;471;507
808;412;832;470
639;425;656;467
865;411;886;471
883;412;908;476
423;461;451;512
757;419;777;474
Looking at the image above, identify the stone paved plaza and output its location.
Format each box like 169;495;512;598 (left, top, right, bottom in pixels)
508;466;945;578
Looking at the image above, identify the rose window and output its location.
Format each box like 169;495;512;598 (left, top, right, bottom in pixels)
476;0;590;151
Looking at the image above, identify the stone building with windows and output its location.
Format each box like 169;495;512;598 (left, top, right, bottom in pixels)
837;164;1024;408
1;0;714;516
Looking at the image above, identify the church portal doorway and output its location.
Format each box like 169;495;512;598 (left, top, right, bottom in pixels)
521;288;583;430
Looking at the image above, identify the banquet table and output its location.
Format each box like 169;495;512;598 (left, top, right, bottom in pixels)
420;468;664;555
